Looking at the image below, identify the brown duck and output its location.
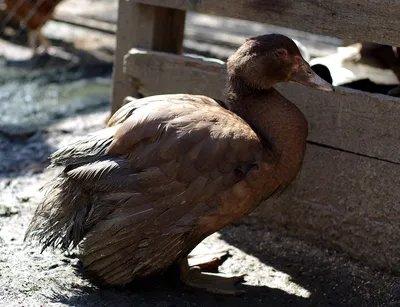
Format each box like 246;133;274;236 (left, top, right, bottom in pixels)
4;0;63;53
26;34;332;295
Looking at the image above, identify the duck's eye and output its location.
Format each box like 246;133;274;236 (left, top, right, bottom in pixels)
276;49;287;58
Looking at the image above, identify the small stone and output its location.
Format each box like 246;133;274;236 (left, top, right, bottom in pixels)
16;195;31;202
0;205;18;217
48;264;59;270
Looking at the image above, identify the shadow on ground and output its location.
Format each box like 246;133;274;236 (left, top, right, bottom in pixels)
49;277;310;307
218;222;400;306
40;220;400;306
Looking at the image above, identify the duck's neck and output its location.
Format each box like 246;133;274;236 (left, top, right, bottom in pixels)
227;78;308;183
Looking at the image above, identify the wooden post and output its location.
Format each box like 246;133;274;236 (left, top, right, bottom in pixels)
111;1;186;116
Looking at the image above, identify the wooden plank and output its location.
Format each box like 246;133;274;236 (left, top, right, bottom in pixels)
111;2;185;115
112;2;150;115
124;49;400;164
250;143;400;272
133;0;400;48
124;50;225;98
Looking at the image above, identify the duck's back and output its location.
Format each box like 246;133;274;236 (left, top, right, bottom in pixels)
27;94;277;285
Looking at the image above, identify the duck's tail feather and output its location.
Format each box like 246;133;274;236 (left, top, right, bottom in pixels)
25;154;139;252
25;159;130;251
50;125;120;168
25;125;122;250
25;174;93;251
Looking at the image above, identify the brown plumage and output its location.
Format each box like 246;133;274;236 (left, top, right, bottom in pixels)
26;34;332;294
4;0;62;52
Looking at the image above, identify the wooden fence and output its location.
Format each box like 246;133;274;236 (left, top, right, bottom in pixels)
112;0;400;272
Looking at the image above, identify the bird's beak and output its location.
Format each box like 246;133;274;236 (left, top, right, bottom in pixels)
290;56;333;91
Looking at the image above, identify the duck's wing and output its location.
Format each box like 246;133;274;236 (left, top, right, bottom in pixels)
26;94;275;254
106;94;225;127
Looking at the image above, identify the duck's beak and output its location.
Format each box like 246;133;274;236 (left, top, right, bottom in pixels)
290;57;334;91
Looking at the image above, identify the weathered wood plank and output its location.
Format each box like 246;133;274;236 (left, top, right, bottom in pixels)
111;2;185;115
133;0;400;47
112;2;150;115
124;49;400;164
252;143;400;272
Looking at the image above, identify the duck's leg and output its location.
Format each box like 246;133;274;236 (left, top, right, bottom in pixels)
28;30;38;54
180;256;246;295
28;28;52;55
36;29;52;54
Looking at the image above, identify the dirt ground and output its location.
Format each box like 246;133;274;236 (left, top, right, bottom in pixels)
1;106;400;307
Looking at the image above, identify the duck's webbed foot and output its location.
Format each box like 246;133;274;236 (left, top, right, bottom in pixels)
180;252;246;295
187;251;230;273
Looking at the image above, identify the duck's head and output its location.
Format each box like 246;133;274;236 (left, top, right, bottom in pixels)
227;34;333;92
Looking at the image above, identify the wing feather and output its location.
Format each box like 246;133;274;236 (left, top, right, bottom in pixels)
26;94;273;257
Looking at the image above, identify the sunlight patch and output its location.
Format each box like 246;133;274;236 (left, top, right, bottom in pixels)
192;233;311;299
